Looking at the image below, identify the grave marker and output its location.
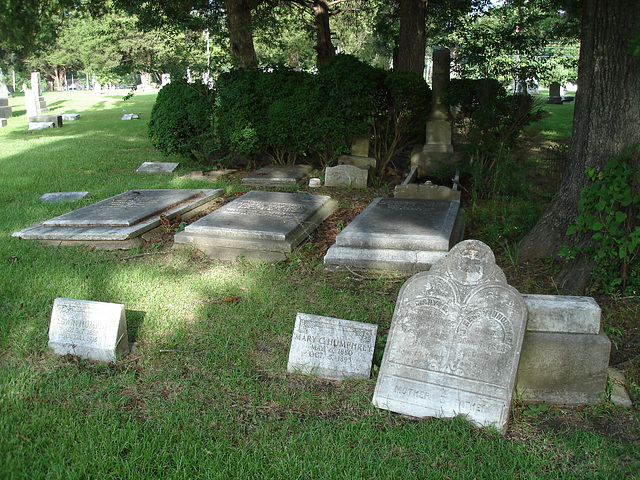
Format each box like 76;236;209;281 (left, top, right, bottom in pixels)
372;240;527;432
48;298;129;362
136;161;179;173
287;313;377;380
242;165;312;187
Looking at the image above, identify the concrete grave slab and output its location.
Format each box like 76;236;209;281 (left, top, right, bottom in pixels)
40;191;89;203
174;190;337;261
287;313;377;380
62;113;80;121
136;161;179;173
180;169;237;181
324;164;369;188
48;298;129;362
324;198;464;272
242;165;312;187
372;240;528;432
121;113;140;120
13;189;223;249
522;294;601;334
28;121;54;131
29;115;62;127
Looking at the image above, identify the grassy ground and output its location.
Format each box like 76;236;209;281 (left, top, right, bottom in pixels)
0;90;638;479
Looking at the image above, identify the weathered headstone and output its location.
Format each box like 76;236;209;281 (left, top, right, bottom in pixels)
179;169;237;181
338;155;376;170
30;72;49;114
0;75;11;120
287;313;377;380
394;181;461;201
174;190;338;261
62;113;80;121
546;82;563;104
324;164;369;188
39;191;89;203
372;240;528;432
350;136;370;157
27;121;54;131
324;198;464;272
48;298;129;362
28;115;62;127
14;188;223;249
121;113;140;120
242;165;312;187
0;118;7;128
136;161;179;173
161;73;171;87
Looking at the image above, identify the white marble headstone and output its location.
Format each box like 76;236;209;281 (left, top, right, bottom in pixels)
372;240;527;432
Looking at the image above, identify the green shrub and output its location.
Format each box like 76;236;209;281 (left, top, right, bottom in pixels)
563;144;640;295
148;79;216;163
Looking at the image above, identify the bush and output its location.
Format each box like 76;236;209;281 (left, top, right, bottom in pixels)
148;79;216;163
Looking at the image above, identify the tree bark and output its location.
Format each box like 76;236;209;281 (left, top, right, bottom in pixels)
396;0;427;75
312;0;335;67
518;0;640;291
226;0;258;69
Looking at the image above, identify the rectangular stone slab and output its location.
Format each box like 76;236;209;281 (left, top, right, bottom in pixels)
287;313;377;380
522;294;601;334
334;198;460;251
174;190;337;259
136;161;179;173
48;298;129;362
242;165;312;186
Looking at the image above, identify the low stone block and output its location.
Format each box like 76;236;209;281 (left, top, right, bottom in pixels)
522;294;601;334
242;165;312;187
29;115;62;127
0;118;6;128
516;330;611;404
324;164;369;188
28;121;54;131
62;113;80;121
350;136;370;157
287;313;377;380
48;298;129;362
338;155;376;170
121;113;140;120
136;161;179;173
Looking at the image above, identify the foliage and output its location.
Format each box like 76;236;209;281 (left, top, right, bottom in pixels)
148;79;217;163
443;78;545;196
564;145;640;295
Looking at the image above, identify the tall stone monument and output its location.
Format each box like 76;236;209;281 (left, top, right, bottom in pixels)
372;240;528;432
0;72;11;122
410;46;459;177
31;72;49;114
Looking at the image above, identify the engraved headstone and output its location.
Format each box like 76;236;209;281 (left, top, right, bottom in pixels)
324;198;464;272
136;161;179;173
287;313;377;380
14;189;223;249
242;165;312;187
372;240;527;432
48;298;129;362
174;190;337;261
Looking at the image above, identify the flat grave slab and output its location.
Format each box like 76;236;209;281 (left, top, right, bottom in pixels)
29;115;62;127
242;165;312;187
372;240;528;432
180;169;237;181
121;113;140;120
287;313;377;380
39;191;89;203
28;121;54;131
136;161;179;173
13;188;223;249
324;198;464;272
174;190;338;261
48;298;129;362
62;113;80;121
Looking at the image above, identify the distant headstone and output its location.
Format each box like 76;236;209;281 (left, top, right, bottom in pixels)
394;181;461;202
121;113;140;120
324;164;369;188
161;74;171;87
28;121;54;131
546;82;563;104
242;165;312;187
48;298;129;362
62;113;80;121
338;155;376;170
14;189;223;250
287;313;377;380
136;161;179;173
40;191;89;203
324;198;464;272
93;83;102;94
350;136;370;157
0;76;12;120
174;190;338;261
24;89;38;118
29;115;62;127
372;240;528;432
30;72;49;113
179;169;237;181
0;118;6;128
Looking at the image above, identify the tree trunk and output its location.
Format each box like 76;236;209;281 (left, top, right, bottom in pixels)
519;0;640;292
396;0;427;75
226;0;257;69
313;0;335;67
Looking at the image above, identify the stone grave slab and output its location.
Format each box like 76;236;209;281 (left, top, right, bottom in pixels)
48;298;129;362
179;169;237;181
13;188;223;249
174;190;337;261
394;181;461;202
28;121;54;131
372;240;528;432
121;113;140;120
242;165;312;187
338;155;376;170
324;198;464;272
136;161;179;173
287;313;377;380
29;115;62;127
40;191;89;203
0;118;6;128
62;113;80;121
324;164;369;188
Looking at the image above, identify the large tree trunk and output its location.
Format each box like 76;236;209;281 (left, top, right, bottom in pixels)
519;0;640;292
396;0;427;75
226;0;257;69
312;0;335;67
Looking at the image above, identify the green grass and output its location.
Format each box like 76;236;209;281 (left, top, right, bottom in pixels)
1;91;639;479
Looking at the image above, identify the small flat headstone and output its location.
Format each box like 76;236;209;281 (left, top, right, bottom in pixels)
62;113;80;121
174;190;337;261
242;165;312;187
39;191;89;203
121;113;139;120
48;298;129;362
28;115;62;127
136;161;179;173
324;164;369;188
287;313;377;380
28;121;54;131
372;240;528;432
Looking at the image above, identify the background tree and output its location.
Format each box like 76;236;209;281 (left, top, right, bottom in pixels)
519;0;640;293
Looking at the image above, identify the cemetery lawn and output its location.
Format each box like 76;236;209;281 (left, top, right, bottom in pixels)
1;91;639;479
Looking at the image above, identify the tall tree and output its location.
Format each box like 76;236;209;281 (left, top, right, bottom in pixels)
395;0;427;74
519;0;640;292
